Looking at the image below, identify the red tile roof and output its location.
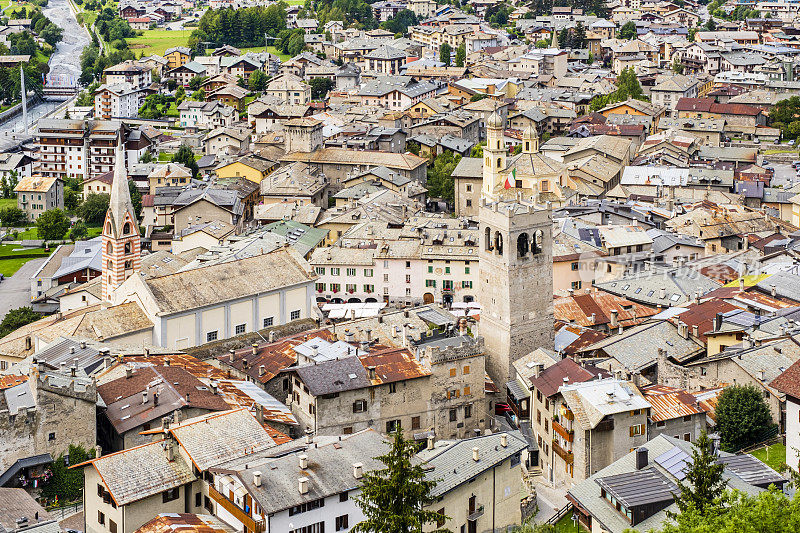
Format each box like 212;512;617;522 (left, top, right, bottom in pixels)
642;384;707;422
770;359;800;399
528;357;608;398
668;299;739;342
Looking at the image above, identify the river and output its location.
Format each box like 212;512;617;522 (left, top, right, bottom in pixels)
0;0;90;140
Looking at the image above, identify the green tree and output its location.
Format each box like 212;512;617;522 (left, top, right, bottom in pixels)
406;141;420;156
41;445;95;504
76;193;110;224
0;307;41;337
172;145;199;178
618;21;637;40
309;77;334;100
64;188;79;211
716;385;774;451
669;431;727;518
455;43;466;67
439;42;452;66
128;179;142;219
470;142;485;157
353;430;448;533
381;9;417;34
660;488;800;533
0;206;26;226
672;56;685;74
249;70;268;92
426;151;460;202
36;208;70;241
69;220;88;241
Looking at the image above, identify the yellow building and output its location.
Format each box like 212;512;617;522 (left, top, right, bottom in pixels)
213;156;278;185
164;46;191;70
791;192;800;227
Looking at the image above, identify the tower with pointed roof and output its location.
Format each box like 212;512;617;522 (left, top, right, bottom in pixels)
522;124;539;154
482;110;507;200
101;141;140;302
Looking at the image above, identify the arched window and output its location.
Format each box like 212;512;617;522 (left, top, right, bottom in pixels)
124;242;131;254
123;222;131;235
106;242;112;254
105;223;111;234
107;260;112;270
485;226;492;251
494;231;503;255
517;233;529;258
496;140;501;149
533;230;544;254
496;157;502;169
124;260;132;269
525;141;530;152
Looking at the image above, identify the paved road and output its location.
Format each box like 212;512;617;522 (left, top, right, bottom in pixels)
0;257;46;321
765;162;798;188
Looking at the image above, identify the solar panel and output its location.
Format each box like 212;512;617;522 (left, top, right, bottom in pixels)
654;446;690;481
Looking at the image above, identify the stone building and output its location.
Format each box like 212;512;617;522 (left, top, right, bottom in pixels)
478;110;555;385
641;384;708;443
0;364;97;487
286;335;487;440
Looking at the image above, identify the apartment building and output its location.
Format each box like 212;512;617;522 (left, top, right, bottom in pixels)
13;175;63;221
103;60;152;90
310;216;479;305
94;83;142;120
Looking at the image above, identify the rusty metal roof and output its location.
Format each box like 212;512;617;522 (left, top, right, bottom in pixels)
359;347;431;386
135;514;235;533
554;291;659;328
642;384;707;422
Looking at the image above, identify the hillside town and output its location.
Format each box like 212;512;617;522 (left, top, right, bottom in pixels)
2;0;800;531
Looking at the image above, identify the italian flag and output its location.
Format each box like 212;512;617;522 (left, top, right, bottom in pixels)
504;168;515;189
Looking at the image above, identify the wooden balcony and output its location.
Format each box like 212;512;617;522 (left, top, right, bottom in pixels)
552;440;573;464
208;485;265;533
560;408;574;422
553;420;574;443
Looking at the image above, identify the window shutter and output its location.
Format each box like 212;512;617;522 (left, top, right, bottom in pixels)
464;386;471;396
629;425;635;438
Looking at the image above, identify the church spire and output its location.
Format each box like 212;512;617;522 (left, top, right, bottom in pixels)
101;137;141;302
107;140;137;239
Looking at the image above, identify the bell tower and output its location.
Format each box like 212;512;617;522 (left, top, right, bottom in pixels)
482;110;507;201
478;197;554;384
101;140;141;302
522;124;539;154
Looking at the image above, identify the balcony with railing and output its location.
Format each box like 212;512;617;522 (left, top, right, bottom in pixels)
553;440;573;464
553;419;574;443
208;485;265;533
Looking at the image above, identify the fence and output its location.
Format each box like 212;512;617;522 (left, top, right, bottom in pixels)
47;502;81;520
737;427;782;454
547;503;574;525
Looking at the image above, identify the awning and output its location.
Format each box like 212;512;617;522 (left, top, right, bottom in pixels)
506;380;531;402
0;453;53;486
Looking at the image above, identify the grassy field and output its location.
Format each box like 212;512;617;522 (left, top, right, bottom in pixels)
0;244;52;277
749;443;786;472
763;149;799;155
238;45;291;60
128;29;192;56
0;198;16;209
12;224;102;241
553;512;582;532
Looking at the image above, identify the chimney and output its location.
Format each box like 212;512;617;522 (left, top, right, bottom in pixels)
610;309;619;328
739;278;745;291
660;287;666;299
80;341;86;349
568;288;574;297
743;335;752;349
269;331;276;342
563;377;569;386
678;321;688;339
253;470;262;487
229;349;235;362
305;428;314;444
771;284;777;297
345;329;355;343
298;477;309;494
259;365;266;376
692;325;699;337
694;291;700;305
635;447;648;470
758;369;765;381
154;390;159;406
174;410;182;425
533;363;543;378
143;347;149;358
126;366;133;379
165;441;174;461
500;433;508;448
367;366;376;380
590;313;596;324
427;435;434;450
353;462;364;479
70;365;77;377
95;445;102;458
299;454;308;469
142;390;148;404
252;343;258;356
162;416;170;431
472;447;480;462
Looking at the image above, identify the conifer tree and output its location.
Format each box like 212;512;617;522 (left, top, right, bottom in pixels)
353;430;449;533
670;431;727;517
